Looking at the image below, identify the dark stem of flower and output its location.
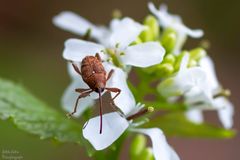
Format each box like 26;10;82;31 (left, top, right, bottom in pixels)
98;89;103;134
126;107;154;121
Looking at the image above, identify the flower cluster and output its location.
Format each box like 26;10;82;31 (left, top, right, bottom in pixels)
53;2;234;160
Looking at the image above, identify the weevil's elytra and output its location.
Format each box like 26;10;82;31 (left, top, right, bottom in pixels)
67;53;121;134
81;55;106;92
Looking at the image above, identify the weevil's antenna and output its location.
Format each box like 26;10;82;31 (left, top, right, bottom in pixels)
98;89;103;134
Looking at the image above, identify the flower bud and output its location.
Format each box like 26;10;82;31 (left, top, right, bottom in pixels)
157;78;182;97
189;48;206;61
143;62;174;77
138;147;154;160
139;15;159;42
144;15;159;39
112;9;122;19
130;134;147;159
188;59;197;67
174;51;189;71
161;28;177;54
156;63;174;77
164;54;176;64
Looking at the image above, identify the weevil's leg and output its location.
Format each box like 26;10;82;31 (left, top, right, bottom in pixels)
67;90;93;118
105;87;121;101
71;62;82;75
75;88;91;93
95;53;102;61
106;69;114;81
106;88;125;116
105;87;121;108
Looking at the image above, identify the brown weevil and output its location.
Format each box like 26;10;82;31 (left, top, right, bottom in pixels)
67;53;121;134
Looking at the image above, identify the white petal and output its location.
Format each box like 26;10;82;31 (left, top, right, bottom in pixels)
148;3;181;28
63;38;106;62
159;66;208;98
199;56;220;91
61;79;94;117
177;67;207;93
215;98;234;129
185;109;204;124
126;103;145;117
82;112;129;150
131;128;180;160
122;42;165;67
53;11;107;40
148;2;203;38
104;63;136;115
179;53;189;72
172;67;207;96
67;62;80;80
108;17;145;48
185;86;212;107
173;32;187;55
174;23;203;38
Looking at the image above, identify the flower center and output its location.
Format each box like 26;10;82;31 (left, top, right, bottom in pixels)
106;47;124;68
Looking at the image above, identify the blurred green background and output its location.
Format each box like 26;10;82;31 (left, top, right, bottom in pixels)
0;0;239;159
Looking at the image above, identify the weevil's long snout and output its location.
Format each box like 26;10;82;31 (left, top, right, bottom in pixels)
98;88;103;134
95;87;104;93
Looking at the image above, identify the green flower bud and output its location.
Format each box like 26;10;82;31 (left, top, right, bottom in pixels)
156;63;174;77
189;48;207;61
157;78;182;97
143;62;174;77
139;26;153;42
112;9;122;19
188;59;197;67
130;134;147;159
139;15;159;42
106;49;123;68
143;15;159;39
131;37;143;45
138;147;154;160
174;51;189;71
164;54;176;64
161;28;177;54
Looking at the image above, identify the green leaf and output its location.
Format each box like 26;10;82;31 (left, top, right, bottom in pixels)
0;78;84;144
143;112;236;139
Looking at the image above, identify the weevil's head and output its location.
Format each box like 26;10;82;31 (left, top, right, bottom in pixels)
95;87;105;93
93;74;106;93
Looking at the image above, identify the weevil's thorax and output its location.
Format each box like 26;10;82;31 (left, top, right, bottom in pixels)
81;56;107;92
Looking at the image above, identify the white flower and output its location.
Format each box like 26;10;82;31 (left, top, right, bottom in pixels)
63;17;165;67
159;54;234;128
148;2;203;38
62;18;165;115
159;53;209;98
185;56;234;129
83;104;180;160
148;2;203;54
53;11;108;41
185;97;234;129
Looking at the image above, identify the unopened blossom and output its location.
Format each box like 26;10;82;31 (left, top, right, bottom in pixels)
83;103;180;160
148;2;203;54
